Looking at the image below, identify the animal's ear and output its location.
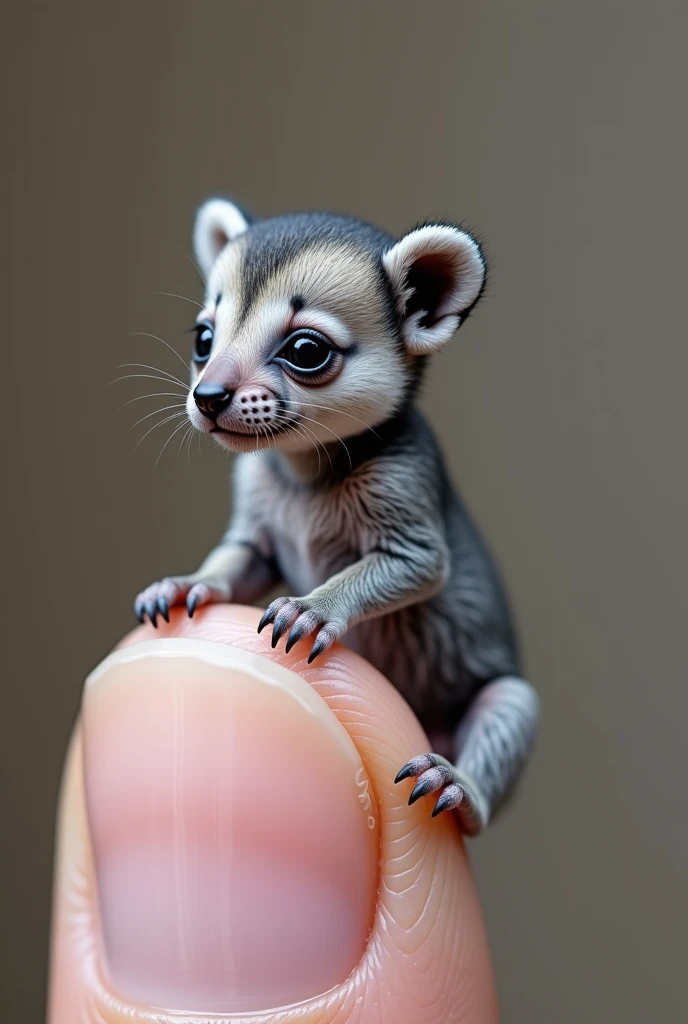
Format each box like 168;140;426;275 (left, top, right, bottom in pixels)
382;224;486;354
193;197;253;278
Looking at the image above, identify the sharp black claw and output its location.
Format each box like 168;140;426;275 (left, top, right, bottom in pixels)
134;602;145;624
187;594;198;618
158;597;169;623
284;630;299;654
431;794;450;817
307;641;324;664
394;764;415;784
145;601;158;627
257;608;274;634
408;779;431;805
432;786;463;818
272;611;296;647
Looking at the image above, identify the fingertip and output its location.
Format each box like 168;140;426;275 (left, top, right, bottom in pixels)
52;606;498;1024
80;636;378;1014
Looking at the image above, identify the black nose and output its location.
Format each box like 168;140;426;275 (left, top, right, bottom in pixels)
193;382;233;419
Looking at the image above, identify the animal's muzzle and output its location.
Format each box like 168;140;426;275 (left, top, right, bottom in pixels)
193;382;233;419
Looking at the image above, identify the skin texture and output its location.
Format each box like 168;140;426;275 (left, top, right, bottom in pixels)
48;605;499;1023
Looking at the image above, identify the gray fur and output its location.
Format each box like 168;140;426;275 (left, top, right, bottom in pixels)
135;200;539;834
237;212;397;327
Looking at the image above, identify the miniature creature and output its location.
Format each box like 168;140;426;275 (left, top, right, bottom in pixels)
134;198;539;834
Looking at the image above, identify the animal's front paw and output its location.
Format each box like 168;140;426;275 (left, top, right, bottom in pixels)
257;596;346;663
134;575;231;627
395;753;487;835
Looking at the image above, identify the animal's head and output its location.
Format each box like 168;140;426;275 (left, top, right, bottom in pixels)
185;198;486;454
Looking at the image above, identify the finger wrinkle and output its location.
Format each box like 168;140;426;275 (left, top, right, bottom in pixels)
52;606;496;1024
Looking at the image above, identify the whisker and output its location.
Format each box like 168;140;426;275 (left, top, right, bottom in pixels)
263;422;278;455
129;402;187;431
133;331;192;374
173;243;205;288
133;411;187;452
177;425;190;455
154;291;204;311
117;360;188;388
196;428;206;468
287;422;322;475
259;424;278;464
155;418;192;471
109;373;187;390
293;418;334;471
177;424;194;462
186;426;196;467
117;391;186;412
281;410;351;471
281;398;380;439
271;412;330;473
265;423;276;454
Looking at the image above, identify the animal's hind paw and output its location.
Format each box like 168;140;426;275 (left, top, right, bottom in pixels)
395;753;487;835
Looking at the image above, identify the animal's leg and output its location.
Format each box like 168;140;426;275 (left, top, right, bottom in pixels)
396;677;539;836
134;543;278;626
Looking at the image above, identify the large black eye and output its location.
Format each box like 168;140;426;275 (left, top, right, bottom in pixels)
276;330;333;374
192;321;214;363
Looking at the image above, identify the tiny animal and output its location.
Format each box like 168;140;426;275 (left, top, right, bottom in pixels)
135;198;539;834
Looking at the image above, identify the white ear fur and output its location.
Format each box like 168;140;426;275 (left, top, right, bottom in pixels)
193;198;251;278
382;224;485;354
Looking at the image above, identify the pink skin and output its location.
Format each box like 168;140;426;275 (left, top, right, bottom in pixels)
186;379;288;452
48;605;498;1024
82;641;377;1013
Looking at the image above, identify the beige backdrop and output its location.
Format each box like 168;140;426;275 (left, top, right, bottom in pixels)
2;2;687;1021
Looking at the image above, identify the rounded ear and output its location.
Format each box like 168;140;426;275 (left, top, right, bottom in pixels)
193;197;253;279
382;224;486;354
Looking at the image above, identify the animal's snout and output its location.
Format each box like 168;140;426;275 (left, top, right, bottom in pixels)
193;382;233;419
235;387;277;426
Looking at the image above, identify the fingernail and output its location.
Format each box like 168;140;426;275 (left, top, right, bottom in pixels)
82;639;378;1013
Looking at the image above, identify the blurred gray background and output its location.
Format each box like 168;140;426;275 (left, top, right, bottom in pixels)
2;1;687;1020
